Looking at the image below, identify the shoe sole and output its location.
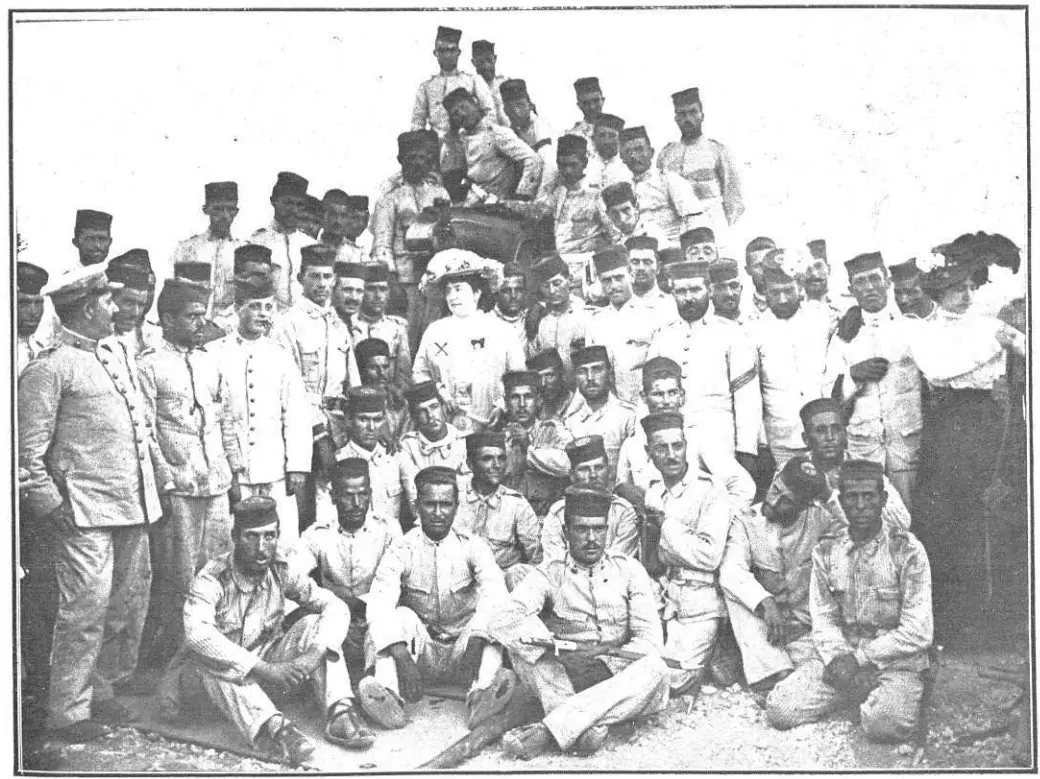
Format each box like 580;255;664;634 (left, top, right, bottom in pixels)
358;678;406;729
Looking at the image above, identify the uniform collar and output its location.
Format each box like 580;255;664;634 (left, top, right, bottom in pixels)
229;559;273;595
59;326;99;352
416;425;459;454
465;482;503;508
564;552;607;575
341;438;386;461
336;514;375;537
843;521;888;555
861;302;897;326
205;228;235;242
417;526;460;549
493;307;524;324
160;336;199;354
354;309;384;325
297;295;331;318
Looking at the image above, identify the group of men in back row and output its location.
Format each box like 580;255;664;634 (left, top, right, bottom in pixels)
15;22;1026;767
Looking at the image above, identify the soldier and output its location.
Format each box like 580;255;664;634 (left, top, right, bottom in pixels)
470;39;510;126
644;411;732;695
331;260;368;330
370;130;452;350
137;276;244;662
708;258;745;323
745;236;778;317
527;254;591;381
586;113;632;189
658;87;744;229
360;466;516;731
499;78;557;198
354;338;411;445
766;460;933;743
600;181;668;247
720;456;836;701
889;258;938;321
210;243;276;334
333;388;403;531
802;238;849;324
491;262;530;341
497;370;573;519
398;381;471;517
647;261;761;468
167;181;242;316
321;191;373;264
297;195;325;241
536;135;613;254
162;497;370;764
799;398;911;532
348;264;412;390
71;209;114;267
541;435;639;563
19;266;168;741
287;458;400;683
455;431;542;590
411;26;499;186
493;487;669;759
624;237;675;318
214;275;311;543
16;262;49;377
107;251;161;364
561;345;636;482
567;77;605;142
680;226;718;264
250;171;311;310
587;244;674;404
619;125;706;247
824;252;923;507
750;252;832;469
527;348;579;423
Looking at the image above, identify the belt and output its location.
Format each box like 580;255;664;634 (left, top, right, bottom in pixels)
665;567;715;585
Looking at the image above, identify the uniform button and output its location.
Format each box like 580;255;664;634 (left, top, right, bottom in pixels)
137;437;144;444
247;367;254;373
249;383;255;389
250;412;256;418
250;427;256;432
129;404;135;410
684;346;690;351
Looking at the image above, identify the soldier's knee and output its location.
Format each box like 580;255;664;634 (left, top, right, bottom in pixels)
860;704;915;742
764;684;804;730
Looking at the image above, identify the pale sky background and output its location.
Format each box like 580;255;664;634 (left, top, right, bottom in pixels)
11;6;1028;276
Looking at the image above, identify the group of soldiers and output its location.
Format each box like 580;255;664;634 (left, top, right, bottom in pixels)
15;23;1028;768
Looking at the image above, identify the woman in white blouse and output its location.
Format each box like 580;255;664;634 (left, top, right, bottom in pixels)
907;261;1025;640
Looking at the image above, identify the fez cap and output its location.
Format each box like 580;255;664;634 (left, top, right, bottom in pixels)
235;244;273;269
921;262;973;295
364;263;390;284
232;496;279;531
347;386;387;415
601;181;636;208
300;243;336;269
301;195;324;220
573;77;601;93
566;435;607;466
110;247;153;274
668;261;711;281
593;113;625;132
658;247;685;268
777;456;828;502
334;260;367;280
175;261;212;284
346;195;369;211
502;370;540;392
323;188;350;207
107;259;154;292
671;87;701;107
499;79;528;102
204;181;238;204
593;244;629;276
158;277;211;312
355;338;390;365
564;486;611;519
75;209;112;234
17;262;49;296
844;251;885;280
272;171;308;198
625;235;659;253
573;344;610;367
679;227;715;249
44;265;121;307
619;126;650;144
642;355;682;383
807;239;827;260
466;431;506;454
799;397;843;429
234;274;276;305
709;258;740;284
472;39;494;55
557;134;588;158
527;348;564;372
415;465;458;490
332;457;370;482
442;87;475;111
398;130;430;155
528;254;569;286
837;458;885;486
888;258;921;282
641;410;684;437
436;25;462;44
762;250;796;285
405;380;440;406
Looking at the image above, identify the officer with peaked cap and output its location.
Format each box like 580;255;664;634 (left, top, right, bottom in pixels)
19;265;169;741
566;76;605;142
16;261;50;377
659;87;744;230
250;171;312;309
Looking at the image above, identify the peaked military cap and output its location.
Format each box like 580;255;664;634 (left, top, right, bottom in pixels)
17;262;49;296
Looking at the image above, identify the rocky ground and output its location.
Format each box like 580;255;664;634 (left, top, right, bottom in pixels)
21;624;1032;773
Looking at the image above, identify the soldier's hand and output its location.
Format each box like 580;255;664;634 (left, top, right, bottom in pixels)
848;662;880;704
285;472;307;496
822;653;859;692
849;358;890;384
757;597;787;646
459;636;487;683
253;660;308;692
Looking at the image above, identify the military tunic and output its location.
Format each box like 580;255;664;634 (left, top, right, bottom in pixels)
586;151;632;190
348;310;413;390
370;176;451;286
333;439;403;529
530;296;592;379
249;221;310;310
397;424;472;509
630;166;705;245
167;231;243;313
538;177;613;255
459;118;543;202
588;297;676;405
560;392;637;483
657;135;744;227
454;482;541;589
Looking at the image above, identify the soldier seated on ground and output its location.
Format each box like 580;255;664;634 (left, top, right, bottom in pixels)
160;497;372;766
358;466;517;731
492;487;669;759
765;460;934;742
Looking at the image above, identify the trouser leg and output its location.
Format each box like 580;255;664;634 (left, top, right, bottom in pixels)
401;283;422;354
510;653;576;717
47;526;115;729
765;657;845;729
19;505;59;712
296;449;319;533
369;607;429;695
91;525;152;702
199;671;280;744
264;615;354;713
784;634;817;668
859;670;923;742
724;595;793;686
664;617;719;691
